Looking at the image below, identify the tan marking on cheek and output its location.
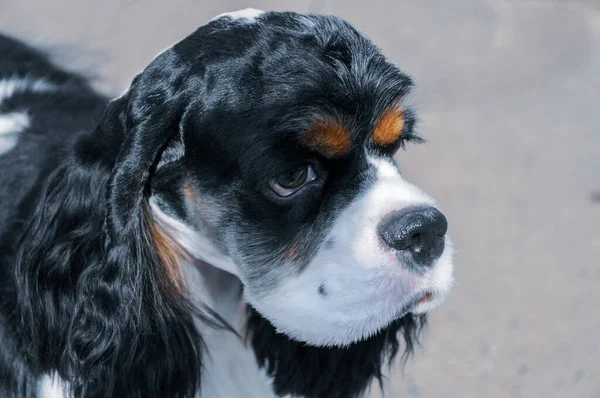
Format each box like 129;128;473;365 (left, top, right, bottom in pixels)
148;214;186;293
281;240;301;262
183;182;195;201
373;108;404;146
305;118;351;157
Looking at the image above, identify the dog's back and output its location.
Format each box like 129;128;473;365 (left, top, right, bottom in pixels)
0;35;107;397
0;35;107;231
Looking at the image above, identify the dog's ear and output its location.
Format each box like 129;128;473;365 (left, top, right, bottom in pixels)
63;71;203;396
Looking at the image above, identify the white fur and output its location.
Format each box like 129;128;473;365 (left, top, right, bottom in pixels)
151;205;284;397
0;111;29;154
0;77;56;155
0;77;56;101
196;308;284;398
38;373;66;398
244;155;455;346
149;197;240;277
210;8;265;23
143;151;455;394
179;256;271;397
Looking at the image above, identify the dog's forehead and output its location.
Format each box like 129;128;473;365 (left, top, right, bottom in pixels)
151;10;412;107
170;10;369;68
141;10;414;164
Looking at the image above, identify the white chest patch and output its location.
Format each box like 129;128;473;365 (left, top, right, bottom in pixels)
38;373;66;398
210;8;265;23
178;250;283;397
0;111;29;154
197;325;283;398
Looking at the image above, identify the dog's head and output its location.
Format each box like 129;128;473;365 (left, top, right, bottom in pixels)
111;9;454;347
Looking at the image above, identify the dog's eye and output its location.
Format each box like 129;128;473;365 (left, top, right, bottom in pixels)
270;165;316;197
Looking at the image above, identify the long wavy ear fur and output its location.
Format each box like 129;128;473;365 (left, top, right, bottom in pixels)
65;83;202;396
15;77;203;396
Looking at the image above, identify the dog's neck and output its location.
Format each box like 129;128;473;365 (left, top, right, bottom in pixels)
148;196;246;329
182;256;246;330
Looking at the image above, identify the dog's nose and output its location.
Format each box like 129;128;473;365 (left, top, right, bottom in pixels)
378;205;448;267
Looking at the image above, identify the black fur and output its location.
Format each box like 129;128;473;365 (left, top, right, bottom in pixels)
248;308;426;398
0;11;434;398
0;35;203;397
0;33;109;397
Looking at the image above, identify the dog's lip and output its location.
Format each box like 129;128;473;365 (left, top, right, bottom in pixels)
395;291;434;318
416;291;432;304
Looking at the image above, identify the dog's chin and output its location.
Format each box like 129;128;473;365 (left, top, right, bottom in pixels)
246;290;435;349
244;285;448;348
343;291;443;347
246;305;424;349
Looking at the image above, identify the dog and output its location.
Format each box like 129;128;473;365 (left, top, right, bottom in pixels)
0;9;454;398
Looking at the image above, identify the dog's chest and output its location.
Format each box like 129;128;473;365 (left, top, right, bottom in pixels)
38;323;282;398
197;325;282;398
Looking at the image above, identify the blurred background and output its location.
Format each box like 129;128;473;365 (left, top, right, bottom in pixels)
2;0;599;397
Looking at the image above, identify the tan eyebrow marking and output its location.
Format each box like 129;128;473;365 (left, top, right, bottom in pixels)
373;107;404;146
304;117;351;158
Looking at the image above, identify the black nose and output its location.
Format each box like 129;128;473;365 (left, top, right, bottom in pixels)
378;205;448;267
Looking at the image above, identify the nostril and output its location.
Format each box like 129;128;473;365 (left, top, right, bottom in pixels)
410;233;423;252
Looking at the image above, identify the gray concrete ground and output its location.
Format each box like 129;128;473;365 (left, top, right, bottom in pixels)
2;0;599;397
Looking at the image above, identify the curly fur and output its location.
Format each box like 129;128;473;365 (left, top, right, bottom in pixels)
11;91;204;396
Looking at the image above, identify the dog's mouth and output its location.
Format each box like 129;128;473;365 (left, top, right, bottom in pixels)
416;291;432;304
395;291;434;319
